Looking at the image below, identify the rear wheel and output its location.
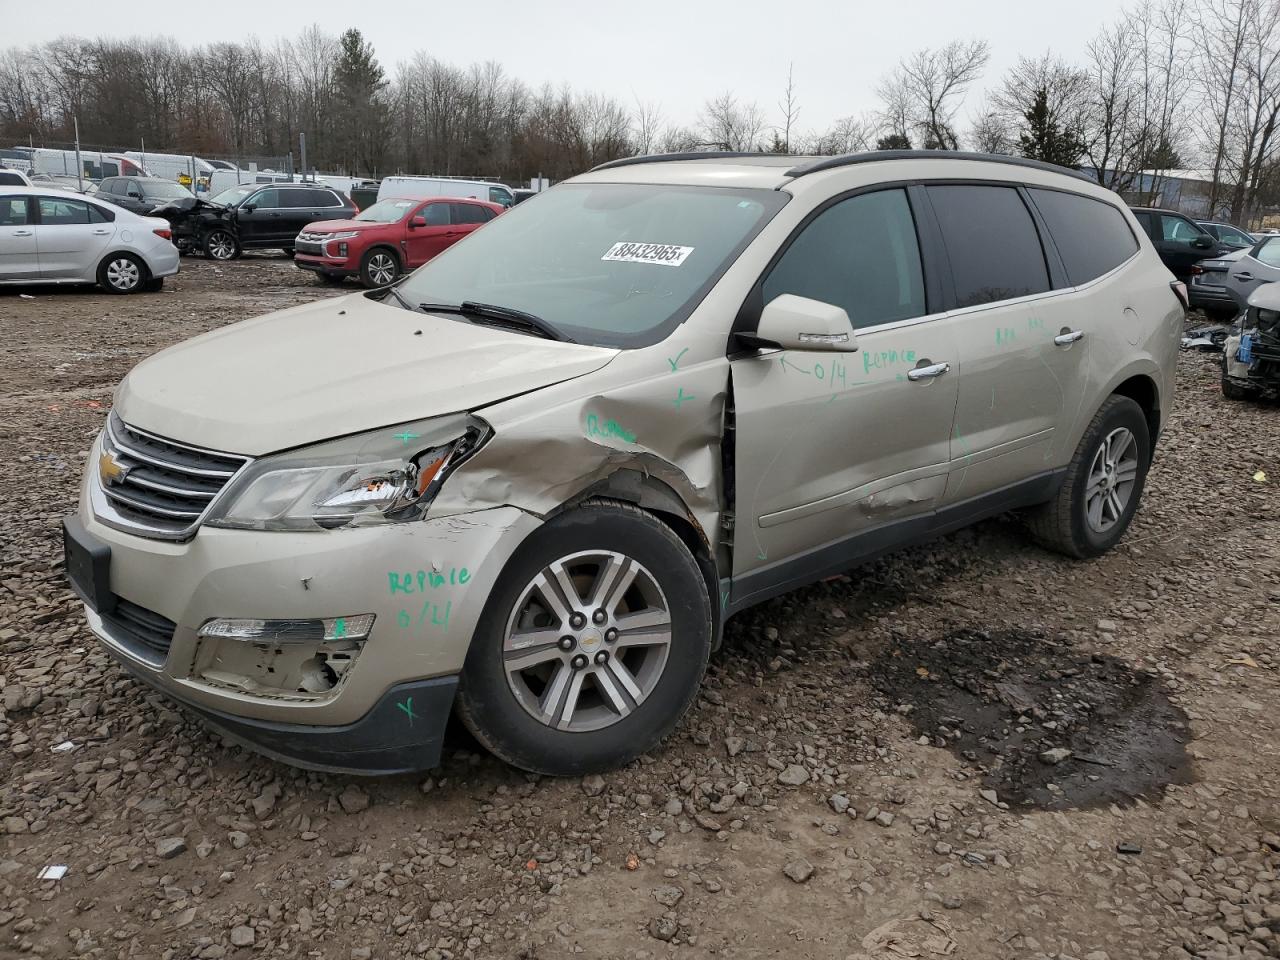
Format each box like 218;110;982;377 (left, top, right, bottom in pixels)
97;253;147;294
1028;395;1151;559
359;248;400;288
203;229;239;260
456;501;712;775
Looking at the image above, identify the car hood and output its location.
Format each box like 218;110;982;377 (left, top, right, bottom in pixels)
116;294;619;456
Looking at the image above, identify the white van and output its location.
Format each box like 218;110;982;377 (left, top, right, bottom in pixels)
377;176;514;208
124;152;217;183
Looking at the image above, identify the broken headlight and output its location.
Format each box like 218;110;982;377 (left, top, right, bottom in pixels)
204;414;487;531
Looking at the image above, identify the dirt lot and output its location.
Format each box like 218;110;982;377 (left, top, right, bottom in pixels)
1;256;1278;960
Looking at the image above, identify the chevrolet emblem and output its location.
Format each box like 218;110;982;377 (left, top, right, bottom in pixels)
98;450;129;486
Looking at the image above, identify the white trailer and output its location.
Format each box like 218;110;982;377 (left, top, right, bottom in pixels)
17;147;146;180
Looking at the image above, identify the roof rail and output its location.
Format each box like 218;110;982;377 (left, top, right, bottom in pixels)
785;150;1094;184
589;151;766;172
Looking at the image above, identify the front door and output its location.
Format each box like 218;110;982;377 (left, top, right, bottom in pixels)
404;201;456;266
33;195;115;279
729;187;960;604
1151;212;1217;279
236;188;283;245
0;196;38;279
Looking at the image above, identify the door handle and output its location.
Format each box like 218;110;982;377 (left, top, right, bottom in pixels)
907;361;950;381
92;228;111;235
11;229;32;236
1054;329;1085;346
1235;272;1254;281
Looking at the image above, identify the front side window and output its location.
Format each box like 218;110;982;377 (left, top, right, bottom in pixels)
1160;214;1206;244
489;186;513;207
763;188;925;330
142;180;190;200
249;189;280;208
423;202;450;227
1217;225;1252;246
0;196;29;225
211;185;256;206
928;184;1050;308
38;197;92;225
1029;188;1139;286
396;182;788;348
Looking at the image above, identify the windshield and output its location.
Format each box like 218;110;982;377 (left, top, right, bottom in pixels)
144;180;192;199
396;183;787;347
355;198;415;223
210;185;256;206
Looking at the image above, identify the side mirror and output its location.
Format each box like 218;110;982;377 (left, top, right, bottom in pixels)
409;215;426;229
127;190;141;199
1192;235;1214;250
754;294;859;352
242;204;255;214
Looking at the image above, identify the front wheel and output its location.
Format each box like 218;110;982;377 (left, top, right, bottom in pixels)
203;229;239;260
359;248;400;288
1027;395;1151;558
456;501;713;775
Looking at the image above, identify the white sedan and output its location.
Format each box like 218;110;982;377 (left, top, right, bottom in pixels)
0;185;179;294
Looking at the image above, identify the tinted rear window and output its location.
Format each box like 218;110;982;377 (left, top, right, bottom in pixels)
927;185;1050;308
0;171;26;185
450;202;489;225
1029;189;1139;286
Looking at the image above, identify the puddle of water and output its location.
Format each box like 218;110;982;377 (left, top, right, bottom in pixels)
871;629;1193;809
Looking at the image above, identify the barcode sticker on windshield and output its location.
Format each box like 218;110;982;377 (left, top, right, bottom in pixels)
602;242;694;267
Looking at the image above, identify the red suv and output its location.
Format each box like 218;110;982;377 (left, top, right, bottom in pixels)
294;196;504;288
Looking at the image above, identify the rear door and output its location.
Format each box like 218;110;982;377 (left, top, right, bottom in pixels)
447;201;490;245
33;195;115;278
925;183;1071;503
1225;235;1280;304
404;201;456;265
0;196;38;279
730;187;959;587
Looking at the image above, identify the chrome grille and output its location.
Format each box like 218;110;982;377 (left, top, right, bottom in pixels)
93;412;251;540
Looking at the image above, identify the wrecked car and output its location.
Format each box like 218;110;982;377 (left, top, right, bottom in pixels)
1223;281;1280;399
63;151;1182;777
153;182;356;259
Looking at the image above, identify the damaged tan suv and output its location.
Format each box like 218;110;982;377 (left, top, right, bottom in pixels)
65;151;1183;776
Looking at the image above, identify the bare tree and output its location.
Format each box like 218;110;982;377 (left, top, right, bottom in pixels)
697;92;765;151
879;40;991;149
778;63;800;152
631;98;663;155
1191;0;1254;210
968;107;1017;153
802;114;875;154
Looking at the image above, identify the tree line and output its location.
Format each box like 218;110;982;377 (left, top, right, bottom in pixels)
2;1;1280;221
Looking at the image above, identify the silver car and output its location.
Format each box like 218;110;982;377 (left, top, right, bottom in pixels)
0;185;179;293
1224;234;1280;309
65;152;1182;776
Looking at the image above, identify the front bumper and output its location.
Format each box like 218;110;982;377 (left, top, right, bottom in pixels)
72;432;540;756
111;651;458;775
295;254;355;278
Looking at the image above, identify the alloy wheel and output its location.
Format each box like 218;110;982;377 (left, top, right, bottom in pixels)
367;253;396;286
207;233;235;260
105;257;141;291
1085;426;1139;533
503;550;672;732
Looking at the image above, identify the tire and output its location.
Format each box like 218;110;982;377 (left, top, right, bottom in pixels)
203;229;239;260
359;248;400;288
1027;395;1151;559
96;253;147;295
143;277;164;293
455;500;713;775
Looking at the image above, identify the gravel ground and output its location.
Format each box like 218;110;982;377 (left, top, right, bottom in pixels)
0;256;1278;960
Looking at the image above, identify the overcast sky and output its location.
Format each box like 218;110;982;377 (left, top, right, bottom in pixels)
5;0;1124;133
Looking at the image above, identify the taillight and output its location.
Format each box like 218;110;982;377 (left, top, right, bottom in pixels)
1170;280;1189;309
1190;264;1203;276
153;228;172;240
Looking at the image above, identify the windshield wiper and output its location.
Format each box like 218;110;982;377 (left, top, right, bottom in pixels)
382;284;419;312
417;300;571;342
